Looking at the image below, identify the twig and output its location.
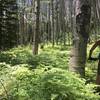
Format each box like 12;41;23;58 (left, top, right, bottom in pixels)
0;79;9;100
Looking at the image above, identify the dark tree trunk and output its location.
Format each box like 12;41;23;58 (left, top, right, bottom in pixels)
33;0;40;55
51;0;55;47
96;58;100;85
69;0;91;77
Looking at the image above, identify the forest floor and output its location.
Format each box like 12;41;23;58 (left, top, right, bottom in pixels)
0;44;100;100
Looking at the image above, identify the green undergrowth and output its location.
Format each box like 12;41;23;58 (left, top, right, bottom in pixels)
0;45;69;69
0;63;100;100
0;45;100;100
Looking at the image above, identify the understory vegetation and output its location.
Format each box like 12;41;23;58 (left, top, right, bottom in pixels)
0;45;100;100
1;0;100;100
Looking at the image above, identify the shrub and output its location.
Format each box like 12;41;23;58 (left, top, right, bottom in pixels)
0;47;32;65
0;46;69;70
5;67;100;100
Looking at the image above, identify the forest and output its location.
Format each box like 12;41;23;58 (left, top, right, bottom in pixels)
0;0;100;100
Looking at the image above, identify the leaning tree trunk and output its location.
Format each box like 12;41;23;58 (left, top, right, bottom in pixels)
69;0;91;77
33;0;40;55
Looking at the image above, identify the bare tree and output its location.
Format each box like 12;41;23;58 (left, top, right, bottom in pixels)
69;0;91;77
51;0;55;47
33;0;40;55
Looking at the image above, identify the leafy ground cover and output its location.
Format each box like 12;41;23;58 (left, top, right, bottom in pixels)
0;45;100;100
